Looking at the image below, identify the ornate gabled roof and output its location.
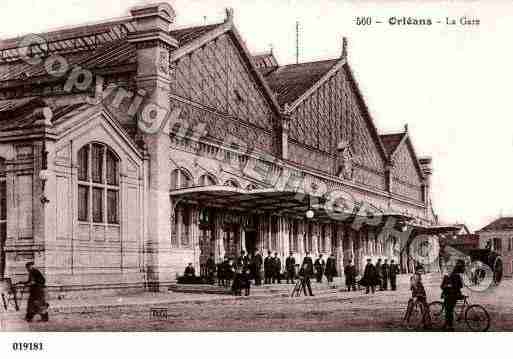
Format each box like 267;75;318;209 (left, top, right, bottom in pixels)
478;217;513;232
380;132;405;157
261;59;339;107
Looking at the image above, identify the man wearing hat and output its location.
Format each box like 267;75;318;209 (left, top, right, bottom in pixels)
361;258;379;294
389;259;400;290
441;259;465;331
285;252;296;284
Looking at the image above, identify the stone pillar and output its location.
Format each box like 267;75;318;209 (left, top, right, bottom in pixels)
257;215;265;253
312;223;319;257
240;227;245;254
298;221;305;257
128;3;178;290
281;217;290;259
36;136;56;280
215;214;225;261
335;224;344;276
343;225;355;264
191;207;200;271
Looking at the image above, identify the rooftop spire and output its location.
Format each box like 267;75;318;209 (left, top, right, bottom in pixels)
342;36;348;59
225;8;234;24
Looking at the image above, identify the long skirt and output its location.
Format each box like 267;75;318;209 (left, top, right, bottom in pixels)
26;286;48;317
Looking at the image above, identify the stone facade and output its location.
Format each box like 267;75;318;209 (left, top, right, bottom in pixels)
0;3;438;293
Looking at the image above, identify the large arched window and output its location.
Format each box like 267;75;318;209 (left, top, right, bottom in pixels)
170;168;193;190
199;174;217;186
77;143;120;224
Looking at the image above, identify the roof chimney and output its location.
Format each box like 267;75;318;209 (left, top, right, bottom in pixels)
130;2;176;32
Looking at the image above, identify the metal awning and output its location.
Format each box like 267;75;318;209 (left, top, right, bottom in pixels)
409;224;463;236
170;185;412;224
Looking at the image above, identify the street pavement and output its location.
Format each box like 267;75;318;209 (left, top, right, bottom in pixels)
1;273;512;331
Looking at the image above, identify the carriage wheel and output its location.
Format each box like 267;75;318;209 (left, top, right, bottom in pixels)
465;304;490;332
428;301;445;330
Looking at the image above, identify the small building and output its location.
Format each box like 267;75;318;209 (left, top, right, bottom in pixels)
476;217;513;277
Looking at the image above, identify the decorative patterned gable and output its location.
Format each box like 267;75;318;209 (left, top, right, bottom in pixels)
171;33;275;130
288;65;386;188
391;141;423;186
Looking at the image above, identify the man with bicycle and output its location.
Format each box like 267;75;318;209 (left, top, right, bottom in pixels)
409;270;430;329
441;259;465;331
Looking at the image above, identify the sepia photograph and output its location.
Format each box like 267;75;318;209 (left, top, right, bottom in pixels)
0;1;512;351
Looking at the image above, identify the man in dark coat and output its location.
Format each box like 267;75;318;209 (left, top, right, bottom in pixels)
361;258;379;294
237;250;249;271
302;252;314;278
241;268;251;296
298;263;314;296
375;258;383;290
344;261;357;291
184;263;195;278
232;267;242;296
314;254;325;283
272;252;281;284
382;259;390;290
224;258;235;288
22;262;49;322
253;250;263;286
206;253;216;284
285;252;296;284
389;259;400;290
217;257;228;287
441;260;465;331
264;251;273;284
325;253;338;284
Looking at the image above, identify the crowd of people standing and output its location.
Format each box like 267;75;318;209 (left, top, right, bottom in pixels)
359;257;400;294
201;250;341;295
198;252;404;297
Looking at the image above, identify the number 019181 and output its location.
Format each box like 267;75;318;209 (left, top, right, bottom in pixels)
355;17;373;26
12;342;44;351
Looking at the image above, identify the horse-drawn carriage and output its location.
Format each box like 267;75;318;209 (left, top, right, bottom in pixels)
466;249;503;285
440;245;503;287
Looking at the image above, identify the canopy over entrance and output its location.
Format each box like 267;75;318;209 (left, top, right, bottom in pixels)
170;185;412;225
409;224;463;236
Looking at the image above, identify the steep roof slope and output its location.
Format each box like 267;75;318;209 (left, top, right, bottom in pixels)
261;59;338;107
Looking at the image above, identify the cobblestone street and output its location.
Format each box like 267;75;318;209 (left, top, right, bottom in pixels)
2;274;512;331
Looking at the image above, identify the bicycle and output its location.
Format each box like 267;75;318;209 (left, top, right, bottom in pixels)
0;278;21;312
428;295;490;331
290;279;305;297
403;297;431;330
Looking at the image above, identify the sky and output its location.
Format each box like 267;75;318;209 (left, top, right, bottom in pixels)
0;0;512;231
